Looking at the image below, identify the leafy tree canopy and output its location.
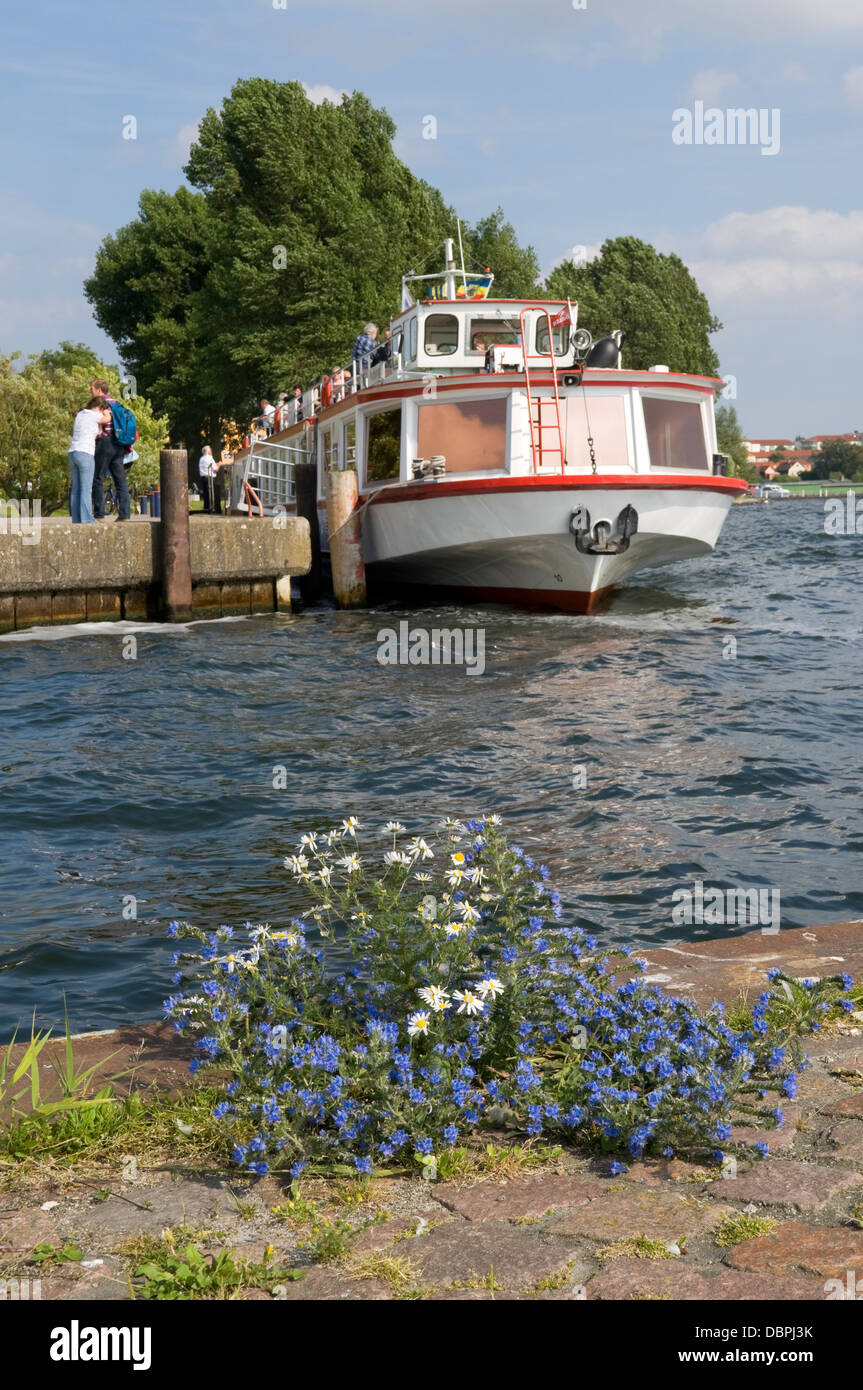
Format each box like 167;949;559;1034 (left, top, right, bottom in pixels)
545;236;722;377
810;438;863;480
715;403;756;482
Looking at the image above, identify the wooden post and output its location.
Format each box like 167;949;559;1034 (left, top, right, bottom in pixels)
326;468;366;608
294;461;321;602
160;448;192;620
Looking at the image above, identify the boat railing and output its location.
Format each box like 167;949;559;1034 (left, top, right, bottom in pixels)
233;436;308;513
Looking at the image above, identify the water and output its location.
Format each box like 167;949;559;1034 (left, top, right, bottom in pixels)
1;499;861;1039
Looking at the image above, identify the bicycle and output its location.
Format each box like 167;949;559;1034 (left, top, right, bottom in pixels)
103;469;139;517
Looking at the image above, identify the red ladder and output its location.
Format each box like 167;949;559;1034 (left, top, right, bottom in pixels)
520;307;565;474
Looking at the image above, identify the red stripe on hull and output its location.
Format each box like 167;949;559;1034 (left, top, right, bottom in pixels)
363;474;747;504
368;575;615;615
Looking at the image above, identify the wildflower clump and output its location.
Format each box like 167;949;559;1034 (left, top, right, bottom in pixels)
164;816;854;1177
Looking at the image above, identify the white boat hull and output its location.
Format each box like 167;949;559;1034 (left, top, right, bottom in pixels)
362;477;739;612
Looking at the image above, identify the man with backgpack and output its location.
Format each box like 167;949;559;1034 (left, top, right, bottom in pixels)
90;378;136;521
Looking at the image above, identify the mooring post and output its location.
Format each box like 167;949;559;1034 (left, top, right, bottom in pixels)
325;467;366;608
294;461;321;602
160;448;192;620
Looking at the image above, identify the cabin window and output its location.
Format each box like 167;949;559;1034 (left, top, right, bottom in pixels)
408;316;418;361
417;399;507;474
321;427;337;470
365;407;402;484
424;314;459;357
642;397;708;470
468;317;520;351
535;319;570;356
343;417;357;472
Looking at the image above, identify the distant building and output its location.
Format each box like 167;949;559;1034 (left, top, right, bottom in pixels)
808;433;863;451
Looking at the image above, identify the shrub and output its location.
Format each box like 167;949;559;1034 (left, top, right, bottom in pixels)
164;816;855;1177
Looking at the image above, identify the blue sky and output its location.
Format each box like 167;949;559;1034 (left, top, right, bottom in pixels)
1;0;861;436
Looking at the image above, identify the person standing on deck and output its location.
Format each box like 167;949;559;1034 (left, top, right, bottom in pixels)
198;446;217;513
352;323;377;383
90;377;131;521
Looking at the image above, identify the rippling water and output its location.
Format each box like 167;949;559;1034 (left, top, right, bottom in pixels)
1;498;861;1038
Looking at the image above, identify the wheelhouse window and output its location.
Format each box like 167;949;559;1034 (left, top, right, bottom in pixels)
642;397;709;470
467;317;520;353
424;314;459;357
535;319;570;356
365;407;402;484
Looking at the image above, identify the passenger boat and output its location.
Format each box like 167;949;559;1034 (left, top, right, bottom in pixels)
230;240;745;612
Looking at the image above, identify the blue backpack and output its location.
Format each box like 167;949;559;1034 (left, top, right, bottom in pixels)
110;400;137;447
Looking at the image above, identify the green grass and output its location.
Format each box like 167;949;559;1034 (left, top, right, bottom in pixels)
133;1241;302;1300
715;1212;777;1247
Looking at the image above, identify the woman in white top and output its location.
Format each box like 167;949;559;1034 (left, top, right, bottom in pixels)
68;396;112;523
198;445;218;513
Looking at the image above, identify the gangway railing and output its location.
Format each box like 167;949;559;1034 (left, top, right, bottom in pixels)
232;436;308;514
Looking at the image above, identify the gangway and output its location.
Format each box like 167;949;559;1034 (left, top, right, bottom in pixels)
231;435;309;515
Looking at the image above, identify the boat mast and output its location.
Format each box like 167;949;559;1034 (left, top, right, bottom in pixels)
443;237;456;300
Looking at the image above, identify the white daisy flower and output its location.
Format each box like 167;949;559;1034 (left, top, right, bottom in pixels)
407;1010;431;1036
414;872;432;883
456;902;481;924
445;868;466;887
466;866;485;884
384;850;412;867
318;865;333;883
477;977;504;1000
453;989;484;1016
451;851;467;865
300;832;317;848
341;817;360;836
418;984;450;1012
443;922;464;938
485;814;502;826
284;854;308;874
408;837;434;861
384;821;406;834
336;853;361;873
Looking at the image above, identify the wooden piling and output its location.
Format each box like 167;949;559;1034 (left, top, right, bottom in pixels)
325;468;366;608
160;448;192;620
294;461;321;602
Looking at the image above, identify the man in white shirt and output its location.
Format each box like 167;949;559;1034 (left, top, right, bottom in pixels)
198;447;217;513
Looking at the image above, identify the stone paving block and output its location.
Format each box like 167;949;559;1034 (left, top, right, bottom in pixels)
821;1093;863;1120
434;1175;605;1223
731;1104;800;1153
278;1265;393;1300
0;1208;58;1256
587;1259;826;1301
549;1188;733;1243
406;1221;587;1292
819;1120;863;1165
712;1158;862;1209
622;1159;716;1187
725;1219;863;1279
67;1178;242;1240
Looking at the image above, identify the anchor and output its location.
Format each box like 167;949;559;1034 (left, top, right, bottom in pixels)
569;504;638;555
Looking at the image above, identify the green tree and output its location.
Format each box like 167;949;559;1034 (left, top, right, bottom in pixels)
0;353;168;513
810;438;862;480
715;404;756;482
84;187;211;449
463;208;540;298
544;236;721;376
38;341;105;376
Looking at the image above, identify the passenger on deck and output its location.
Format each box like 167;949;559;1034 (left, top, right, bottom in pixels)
292;385;304;423
332;365;350;401
371;328;392;367
252;399;276;436
353;322;377;376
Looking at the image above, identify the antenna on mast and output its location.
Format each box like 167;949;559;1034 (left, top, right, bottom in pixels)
456;219;468;298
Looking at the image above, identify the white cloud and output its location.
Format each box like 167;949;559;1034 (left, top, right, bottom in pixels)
842;66;863;108
690;207;863;313
302;83;348;106
689;70;739;107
